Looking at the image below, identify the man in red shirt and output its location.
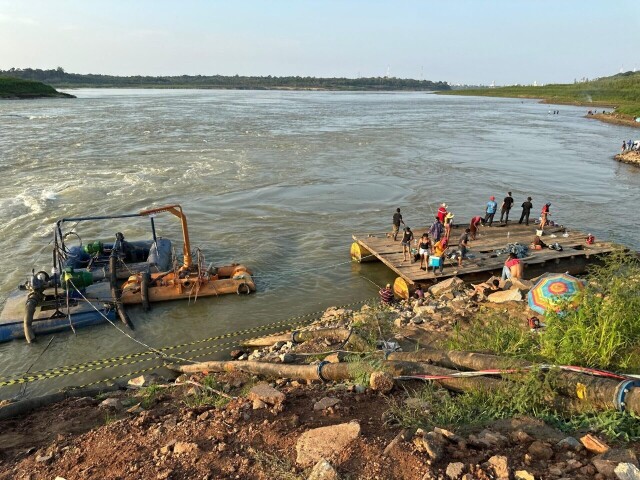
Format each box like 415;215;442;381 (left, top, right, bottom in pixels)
437;203;448;223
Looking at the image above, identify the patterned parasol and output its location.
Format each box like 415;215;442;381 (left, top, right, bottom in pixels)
527;273;584;315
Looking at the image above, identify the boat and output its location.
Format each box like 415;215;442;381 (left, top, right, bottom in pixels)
0;204;255;343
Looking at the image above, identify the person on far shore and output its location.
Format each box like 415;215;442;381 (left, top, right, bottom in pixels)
501;253;523;280
389;207;405;241
379;283;394;305
401;226;414;262
457;228;470;267
519;197;533;225
484;196;497;226
622;141;627;152
437;203;448;224
444;212;454;240
540;202;551;230
418;233;431;271
429;216;444;243
469;215;483;240
500;192;514;224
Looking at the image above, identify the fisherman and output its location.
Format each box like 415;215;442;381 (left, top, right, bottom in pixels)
429;216;444;243
379;283;394;305
622;140;627;152
519;196;533;225
457;228;470;267
389;207;405;241
540;202;551;229
437;203;448;223
500;192;514;224
501;253;523;280
469;215;483;240
400;226;414;262
484;196;498;226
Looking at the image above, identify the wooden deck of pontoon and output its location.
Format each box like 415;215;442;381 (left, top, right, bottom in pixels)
352;222;617;296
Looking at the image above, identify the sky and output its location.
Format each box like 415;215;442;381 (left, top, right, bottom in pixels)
1;0;639;85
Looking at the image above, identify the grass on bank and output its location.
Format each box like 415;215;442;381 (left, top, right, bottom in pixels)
0;77;68;98
408;250;640;441
441;71;640;118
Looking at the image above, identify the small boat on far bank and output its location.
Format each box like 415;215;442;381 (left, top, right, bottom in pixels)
0;204;255;343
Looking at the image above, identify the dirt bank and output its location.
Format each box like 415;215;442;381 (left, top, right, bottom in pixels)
589;113;640;129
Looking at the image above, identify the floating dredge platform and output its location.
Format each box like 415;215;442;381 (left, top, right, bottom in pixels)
351;222;617;298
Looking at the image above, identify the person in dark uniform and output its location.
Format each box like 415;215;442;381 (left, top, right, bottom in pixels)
519;197;533;225
500;192;514;224
390;208;404;241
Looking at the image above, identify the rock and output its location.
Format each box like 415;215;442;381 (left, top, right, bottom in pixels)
369;371;394;393
515;470;535;480
229;349;246;360
394;317;406;328
615;463;640;480
128;373;161;388
413;431;446;462
580;433;610;454
434;427;462;443
469;429;508;448
54;477;67;480
383;431;404;456
279;353;295;363
528;440;554;461
252;398;267;410
248;383;285;406
488;455;510;480
446;462;465;479
510;278;533;293
35;454;53;463
499;279;512;290
511;430;533;444
487;289;523;303
556;436;583;451
592;449;639;478
410;316;424;325
296;421;361;467
429;277;464;297
313;397;341;411
414;304;437;316
99;398;122;410
307;459;339;480
126;403;145;414
173;441;199;455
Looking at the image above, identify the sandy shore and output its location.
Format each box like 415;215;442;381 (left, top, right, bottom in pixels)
589;113;640;129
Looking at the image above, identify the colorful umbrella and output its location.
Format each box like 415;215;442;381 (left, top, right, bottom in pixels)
527;273;584;315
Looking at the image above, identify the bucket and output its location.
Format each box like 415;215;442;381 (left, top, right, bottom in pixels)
536;229;544;236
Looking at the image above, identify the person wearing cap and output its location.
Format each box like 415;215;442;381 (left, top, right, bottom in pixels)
484;196;498;226
437;203;448;224
540;202;551;229
400;226;414;262
444;211;455;240
379;283;394;305
519;197;533;225
500;192;514;224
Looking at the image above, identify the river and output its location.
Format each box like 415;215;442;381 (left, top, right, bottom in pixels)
0;89;638;398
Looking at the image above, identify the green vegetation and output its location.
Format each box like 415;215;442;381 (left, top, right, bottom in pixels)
447;251;640;372
388;376;640;442
182;375;233;408
442;71;640;118
0;67;450;91
0;76;74;99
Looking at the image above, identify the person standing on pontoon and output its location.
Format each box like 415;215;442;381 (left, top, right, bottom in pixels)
540;202;551;230
484;196;498;226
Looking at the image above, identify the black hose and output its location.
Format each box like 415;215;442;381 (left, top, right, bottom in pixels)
110;255;134;330
23;295;38;344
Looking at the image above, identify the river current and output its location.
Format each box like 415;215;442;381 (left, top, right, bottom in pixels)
0;89;638;398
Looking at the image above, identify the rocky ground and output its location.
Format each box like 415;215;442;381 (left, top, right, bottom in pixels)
614;150;640;167
0;277;638;480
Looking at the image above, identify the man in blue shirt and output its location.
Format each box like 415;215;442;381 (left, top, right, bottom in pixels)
484;196;498;226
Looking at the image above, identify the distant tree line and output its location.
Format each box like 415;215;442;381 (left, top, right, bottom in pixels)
0;67;450;91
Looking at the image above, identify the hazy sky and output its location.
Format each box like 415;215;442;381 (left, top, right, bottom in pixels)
1;0;638;85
